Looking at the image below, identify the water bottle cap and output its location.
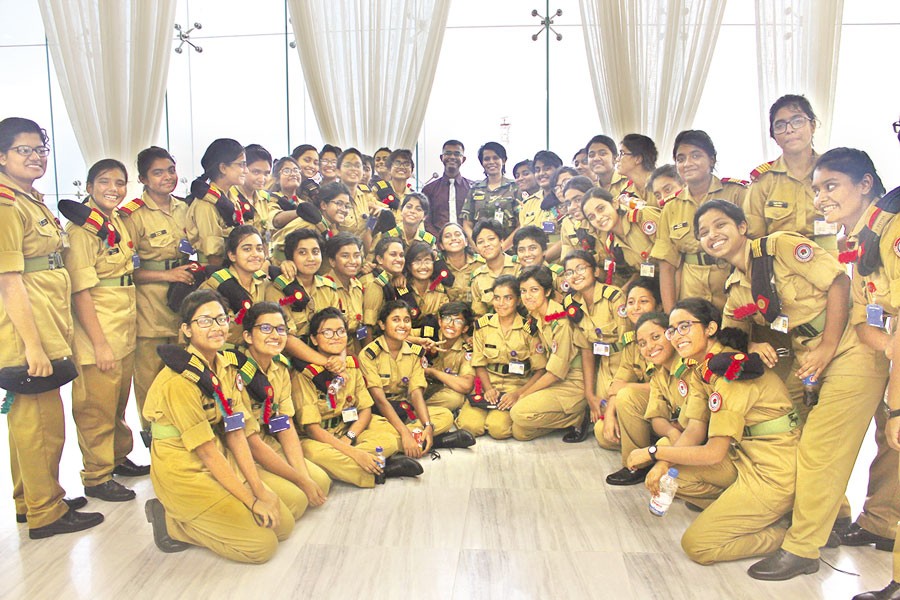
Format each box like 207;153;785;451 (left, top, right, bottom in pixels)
375;446;383;452
667;467;679;478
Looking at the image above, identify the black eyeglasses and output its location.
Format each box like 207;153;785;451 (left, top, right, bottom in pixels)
192;314;230;328
894;121;900;134
254;323;287;335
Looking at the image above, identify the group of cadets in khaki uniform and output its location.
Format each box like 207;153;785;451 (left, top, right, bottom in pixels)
2;96;900;596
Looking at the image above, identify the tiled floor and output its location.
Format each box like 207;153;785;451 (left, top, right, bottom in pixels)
0;388;892;600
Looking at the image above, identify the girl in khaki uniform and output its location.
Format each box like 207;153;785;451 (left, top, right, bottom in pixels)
360;302;472;458
186;138;249;268
457;276;546;439
627;300;800;565
0;117;103;537
361;236;405;337
436;222;482;304
600;279;661;485
63;159;142;502
336;148;379;240
403;241;449;339
270;182;347;265
143;289;295;563
231;302;330;508
560;251;629;440
122;147;193;434
744;95;830;250
469;221;518;317
324;233;366;355
510;266;589;441
580;187;660;288
695;200;888;580
200;226;270;347
810;150;899;560
296;308;422;487
230;144;275;243
423;302;476;412
650;130;747;312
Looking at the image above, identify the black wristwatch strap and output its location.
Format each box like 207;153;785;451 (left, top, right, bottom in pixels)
888;408;900;420
648;445;658;462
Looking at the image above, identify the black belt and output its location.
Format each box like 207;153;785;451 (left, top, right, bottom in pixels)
485;360;532;376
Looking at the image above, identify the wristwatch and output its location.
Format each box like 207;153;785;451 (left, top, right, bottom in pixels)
648;445;658;462
345;431;357;446
423;421;434;430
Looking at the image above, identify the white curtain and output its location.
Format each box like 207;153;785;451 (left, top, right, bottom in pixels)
38;0;177;167
578;0;726;154
287;0;451;151
755;0;844;150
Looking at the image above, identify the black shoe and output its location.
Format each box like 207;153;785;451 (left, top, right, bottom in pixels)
433;430;476;449
84;479;136;502
16;496;87;523
605;466;649;486
144;499;189;553
685;502;704;513
825;516;853;548
29;508;104;539
380;455;424;483
562;407;592;443
853;581;900;600
840;522;894;551
747;549;819;581
140;429;152;449
113;457;151;477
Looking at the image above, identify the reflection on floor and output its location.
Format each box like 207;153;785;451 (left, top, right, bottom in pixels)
0;391;891;600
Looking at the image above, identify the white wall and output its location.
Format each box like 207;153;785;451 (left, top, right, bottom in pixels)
1;0;898;205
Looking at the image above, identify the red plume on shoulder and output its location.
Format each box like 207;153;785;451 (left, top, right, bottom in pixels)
605;260;615;285
838;249;859;264
544;310;567;322
732;303;758;320
723;353;748;381
234;300;252;324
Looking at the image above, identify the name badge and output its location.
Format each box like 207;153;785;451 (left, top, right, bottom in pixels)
60;231;70;249
813;219;838;236
178;238;195;255
593;342;610;356
640;262;655;277
267;414;291;434
508;361;526;375
867;304;885;328
770;314;789;334
341;407;359;423
355;325;369;341
132;254;141;269
223;411;245;432
494;208;505;225
542;220;556;234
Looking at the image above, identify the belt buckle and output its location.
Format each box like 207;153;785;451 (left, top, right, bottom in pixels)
48;253;60;269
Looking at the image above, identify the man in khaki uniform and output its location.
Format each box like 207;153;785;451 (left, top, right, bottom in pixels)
63;195;142;501
119;191;191;433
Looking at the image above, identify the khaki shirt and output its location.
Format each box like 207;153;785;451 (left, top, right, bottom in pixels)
200;267;271;345
533;300;583;381
119;190;190;338
429;336;474;379
441;252;483;304
518;190;562;243
229;187;275;238
470;254;518;316
360;336;428;397
471;313;547;393
849;207;900;328
295;355;372;436
186;182;236;262
143;346;258;521
612;334;652;384
270;211;338;266
0;175;73;367
63;197;137;363
461;177;519;230
744;154;830;245
327;272;365;336
612;206;660;272
645;357;692;429
341;184;378;238
264;274;337;337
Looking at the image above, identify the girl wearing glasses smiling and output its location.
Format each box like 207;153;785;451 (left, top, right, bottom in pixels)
296;307;422;487
143;289;298;563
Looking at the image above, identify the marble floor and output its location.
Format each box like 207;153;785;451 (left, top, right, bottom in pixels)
0;388;892;600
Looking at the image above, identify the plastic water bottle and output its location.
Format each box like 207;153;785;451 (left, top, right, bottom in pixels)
802;374;821;407
374;446;386;485
649;467;679;516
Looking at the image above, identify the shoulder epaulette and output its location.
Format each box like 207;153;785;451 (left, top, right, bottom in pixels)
547;263;564;275
316;274;337;289
599;284;622;303
672;358;689;379
409;343;425;357
373;180;399;209
362;341;381;360
421;231;436;245
210;269;253;321
524;317;539;337
253;269;268;280
272;353;291;368
749;160;775;181
58;199;121;246
219;349;240;367
210;268;234;286
462;340;473;353
708;352;765;381
273;274;310;312
749;235;775;258
358;183;371;193
563;295;584;323
621;330;636;345
475;315;491;330
0;185;15;204
156;345;218;401
117;197;145;216
373;269;390;287
345;355;360;369
720;177;749;187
